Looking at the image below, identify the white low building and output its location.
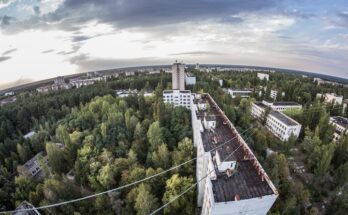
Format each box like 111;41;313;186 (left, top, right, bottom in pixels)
257;73;269;81
185;73;196;85
228;89;253;98
330;116;348;141
317;93;343;105
163;90;191;109
261;100;302;112
192;94;278;215
251;102;302;141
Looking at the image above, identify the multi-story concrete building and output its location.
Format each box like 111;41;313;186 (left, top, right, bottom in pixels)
14;201;41;215
163;90;191;109
317;93;343;105
227;89;253;98
251;102;302;141
261;100;302;112
18;151;49;180
257;73;269;81
192;94;278;215
185;73;196;85
330;116;348;141
172;61;185;90
270;90;278;100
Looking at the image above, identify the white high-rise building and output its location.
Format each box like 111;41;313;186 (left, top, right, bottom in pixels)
172;61;185;90
330;116;348;141
192;93;278;215
257;73;269;81
163;90;191;109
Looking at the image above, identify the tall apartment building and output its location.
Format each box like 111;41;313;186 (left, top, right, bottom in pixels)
251;102;302;141
192;93;278;215
330;116;348;141
172;61;185;90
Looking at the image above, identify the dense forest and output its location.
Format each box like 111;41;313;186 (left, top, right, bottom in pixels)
0;70;348;214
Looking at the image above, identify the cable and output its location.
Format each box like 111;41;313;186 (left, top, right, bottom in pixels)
149;130;255;215
0;126;255;214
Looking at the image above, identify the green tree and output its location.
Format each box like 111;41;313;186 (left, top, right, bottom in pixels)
135;184;159;215
152;144;171;169
162;174;195;215
172;138;194;175
46;143;66;174
147;121;164;151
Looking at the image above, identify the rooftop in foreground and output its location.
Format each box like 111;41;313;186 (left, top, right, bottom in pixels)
194;95;276;202
331;116;348;128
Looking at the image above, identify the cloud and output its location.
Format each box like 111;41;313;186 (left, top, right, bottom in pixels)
33;6;41;15
0;56;11;62
0;0;16;9
334;12;348;28
1;15;14;26
170;51;225;56
42;49;55;53
2;48;17;55
2;0;283;33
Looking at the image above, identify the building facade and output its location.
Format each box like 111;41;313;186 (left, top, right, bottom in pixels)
317;93;343;105
172;61;185;90
330;116;348;141
257;73;269;81
251;102;302;141
227;89;253;98
261;100;302;112
185;73;196;85
270;90;278;100
192;94;278;215
163;90;191;109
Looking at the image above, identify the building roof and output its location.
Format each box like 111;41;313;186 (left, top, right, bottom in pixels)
23;131;36;139
254;102;268;109
269;111;299;126
14;201;41;215
331;116;348;128
194;95;275;202
272;102;301;106
23;152;45;170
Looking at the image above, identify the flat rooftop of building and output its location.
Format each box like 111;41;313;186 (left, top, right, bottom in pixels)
163;90;191;94
331;116;348;128
14;201;41;215
272;101;301;106
254;102;268;109
269;111;299;126
194;95;275;202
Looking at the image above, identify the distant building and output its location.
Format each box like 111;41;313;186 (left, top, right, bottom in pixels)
18;151;48;180
195;63;200;70
270;90;278;100
54;76;65;85
317;93;343;105
227;89;253;98
163;90;191;109
258;73;269;81
23;131;36;139
330;116;348;141
4;91;14;96
252;102;302;141
36;85;51;93
218;79;223;87
0;96;17;107
69;78;95;88
185;73;196;85
172;61;185;90
125;71;135;76
13;201;41;215
261;100;302;112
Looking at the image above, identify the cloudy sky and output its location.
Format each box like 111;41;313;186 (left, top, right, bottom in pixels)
0;0;348;89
